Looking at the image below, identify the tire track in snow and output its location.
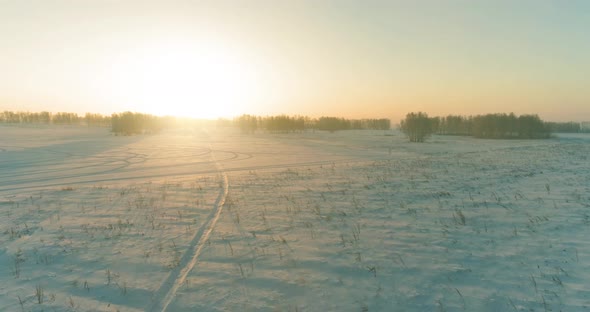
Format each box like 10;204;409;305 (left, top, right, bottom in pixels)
148;142;229;312
0;157;367;194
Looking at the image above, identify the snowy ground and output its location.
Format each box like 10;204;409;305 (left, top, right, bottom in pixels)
1;124;590;311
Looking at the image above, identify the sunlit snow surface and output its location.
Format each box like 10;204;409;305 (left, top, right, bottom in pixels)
1;124;590;311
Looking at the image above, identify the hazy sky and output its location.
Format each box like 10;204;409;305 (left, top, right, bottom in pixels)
1;0;589;121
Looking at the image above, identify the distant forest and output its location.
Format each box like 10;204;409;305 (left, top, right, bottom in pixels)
400;112;590;142
2;110;589;137
232;115;390;133
0;111;390;135
0;111;111;126
433;114;586;138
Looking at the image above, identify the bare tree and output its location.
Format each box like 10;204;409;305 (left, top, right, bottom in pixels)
400;112;434;142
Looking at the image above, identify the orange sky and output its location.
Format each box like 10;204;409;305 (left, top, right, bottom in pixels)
1;1;589;122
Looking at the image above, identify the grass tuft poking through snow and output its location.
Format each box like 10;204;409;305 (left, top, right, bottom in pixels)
1;125;590;311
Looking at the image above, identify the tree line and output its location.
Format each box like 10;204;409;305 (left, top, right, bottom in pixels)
545;122;584;133
5;109;586;140
400;112;573;142
0;110;165;135
234;114;390;133
1;110;390;134
1;111;111;126
109;112;179;135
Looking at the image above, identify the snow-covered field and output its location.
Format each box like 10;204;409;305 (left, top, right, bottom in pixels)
1;124;590;312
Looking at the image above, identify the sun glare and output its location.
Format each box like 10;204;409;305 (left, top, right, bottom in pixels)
104;39;264;119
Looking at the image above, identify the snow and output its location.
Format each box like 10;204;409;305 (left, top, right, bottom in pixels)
1;124;590;311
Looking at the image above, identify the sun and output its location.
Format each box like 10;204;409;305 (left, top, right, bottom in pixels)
103;38;265;119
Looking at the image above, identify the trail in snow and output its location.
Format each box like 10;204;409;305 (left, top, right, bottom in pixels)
148;134;229;312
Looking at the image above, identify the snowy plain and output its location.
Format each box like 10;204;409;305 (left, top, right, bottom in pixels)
1;124;590;311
